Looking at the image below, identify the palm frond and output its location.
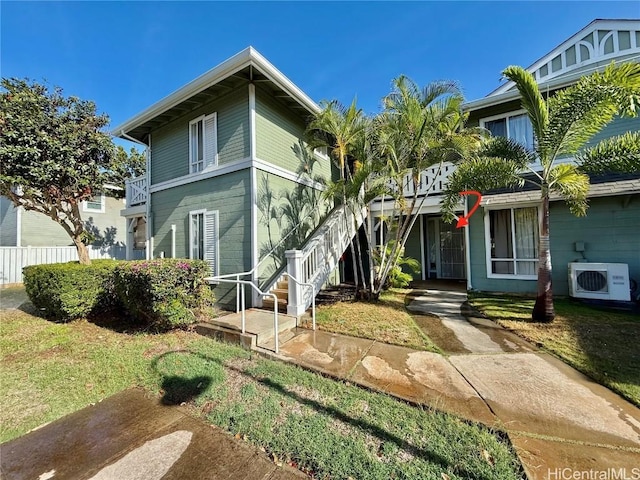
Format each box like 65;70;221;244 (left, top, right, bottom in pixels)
541;62;640;162
502;66;548;145
548;164;590;216
576;131;640;175
478;136;536;168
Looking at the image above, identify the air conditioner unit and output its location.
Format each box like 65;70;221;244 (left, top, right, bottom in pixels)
568;263;630;301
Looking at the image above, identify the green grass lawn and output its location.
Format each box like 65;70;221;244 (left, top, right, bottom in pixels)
0;307;524;479
306;289;442;353
469;293;640;406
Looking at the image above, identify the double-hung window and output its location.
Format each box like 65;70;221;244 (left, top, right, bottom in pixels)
189;209;219;276
189;113;218;174
486;206;539;278
482;112;535;151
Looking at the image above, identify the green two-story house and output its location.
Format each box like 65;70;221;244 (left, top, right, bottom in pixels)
115;48;338;308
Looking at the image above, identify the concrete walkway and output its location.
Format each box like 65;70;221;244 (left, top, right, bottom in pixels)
271;288;640;479
1;389;305;480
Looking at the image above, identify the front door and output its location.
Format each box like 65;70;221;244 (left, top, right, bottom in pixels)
426;217;466;279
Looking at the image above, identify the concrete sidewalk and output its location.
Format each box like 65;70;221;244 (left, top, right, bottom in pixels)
1;389;305;480
270;288;640;479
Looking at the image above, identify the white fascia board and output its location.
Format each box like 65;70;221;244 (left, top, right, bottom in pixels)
489;19;640;96
113;47;319;137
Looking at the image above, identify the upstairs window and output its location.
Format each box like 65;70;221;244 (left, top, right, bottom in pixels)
83;194;105;213
482;112;535;151
189;113;218;174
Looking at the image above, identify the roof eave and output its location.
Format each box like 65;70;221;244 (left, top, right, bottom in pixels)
112;46;319;139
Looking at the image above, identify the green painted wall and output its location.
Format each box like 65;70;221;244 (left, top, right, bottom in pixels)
584;115;640;149
151;88;250;185
150;169;252;307
403;218;423;280
255;87;332;182
469;195;640;295
0;197;18;246
255;170;331;287
16;196;126;247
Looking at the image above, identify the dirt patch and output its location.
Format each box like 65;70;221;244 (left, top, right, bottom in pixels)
411;314;470;354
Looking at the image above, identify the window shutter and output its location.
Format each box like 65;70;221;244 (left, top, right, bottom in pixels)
203;113;217;170
204;211;218;275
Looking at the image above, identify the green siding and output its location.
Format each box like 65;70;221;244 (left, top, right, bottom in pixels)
18;196;126;247
0;197;18;246
256;170;331;286
255;87;332;182
466;100;523;128
151;88;250;185
150;170;252;307
403;219;423;280
583;116;640;149
469;195;640;295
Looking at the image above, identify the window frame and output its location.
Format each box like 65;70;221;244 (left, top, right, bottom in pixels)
188;208;219;277
479;109;535;151
189;112;218;175
483;203;541;280
82;194;105;213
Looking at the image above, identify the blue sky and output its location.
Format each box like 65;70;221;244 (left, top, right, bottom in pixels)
2;1;639;139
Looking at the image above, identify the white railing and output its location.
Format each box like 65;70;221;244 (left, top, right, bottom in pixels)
125;175;147;207
207;277;280;353
284;203;363;316
0;245;127;285
382;162;456;199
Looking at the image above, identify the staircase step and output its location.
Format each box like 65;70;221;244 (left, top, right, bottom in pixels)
262;297;288;313
277;281;289;290
271;288;289;302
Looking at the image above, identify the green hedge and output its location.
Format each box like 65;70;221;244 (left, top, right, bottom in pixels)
113;259;215;330
23;260;121;321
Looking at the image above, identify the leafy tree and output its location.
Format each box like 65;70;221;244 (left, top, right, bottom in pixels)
442;63;640;322
0;78;145;264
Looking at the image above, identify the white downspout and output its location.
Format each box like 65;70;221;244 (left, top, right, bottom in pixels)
171;224;176;258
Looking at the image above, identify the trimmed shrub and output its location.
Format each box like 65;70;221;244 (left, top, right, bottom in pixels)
23;260;121;321
114;259;215;330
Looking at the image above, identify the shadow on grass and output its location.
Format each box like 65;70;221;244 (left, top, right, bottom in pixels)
149;350;515;480
160;375;212;405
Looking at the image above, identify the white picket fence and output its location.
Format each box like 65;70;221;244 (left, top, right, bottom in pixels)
0;245;128;285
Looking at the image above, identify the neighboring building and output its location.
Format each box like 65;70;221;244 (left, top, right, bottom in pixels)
0;192;128;249
395;18;640;296
115;47;337;308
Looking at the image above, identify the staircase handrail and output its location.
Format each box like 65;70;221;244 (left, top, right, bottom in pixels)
206;277;281;354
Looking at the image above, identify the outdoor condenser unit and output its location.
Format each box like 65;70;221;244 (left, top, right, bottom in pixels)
568;263;630;301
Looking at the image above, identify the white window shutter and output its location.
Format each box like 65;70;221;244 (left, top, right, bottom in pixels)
204;211;218;275
203;113;217;170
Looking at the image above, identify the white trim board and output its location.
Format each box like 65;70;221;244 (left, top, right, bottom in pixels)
147;157;326;194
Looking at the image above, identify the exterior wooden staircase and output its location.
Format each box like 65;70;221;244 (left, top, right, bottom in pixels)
262;277;289;313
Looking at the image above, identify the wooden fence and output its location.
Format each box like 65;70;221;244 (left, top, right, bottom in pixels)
0;245;130;285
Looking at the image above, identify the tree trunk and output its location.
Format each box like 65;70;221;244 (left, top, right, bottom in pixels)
73;237;91;265
532;192;555;322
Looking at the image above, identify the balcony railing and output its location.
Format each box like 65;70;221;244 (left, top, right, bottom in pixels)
125;175;147;207
394;162;456;198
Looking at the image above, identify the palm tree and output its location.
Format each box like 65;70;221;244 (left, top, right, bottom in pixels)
365;76;482;296
442;62;640;322
307;99;369;292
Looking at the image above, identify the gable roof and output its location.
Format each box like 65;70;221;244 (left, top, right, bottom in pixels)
113;47;320;144
489;19;640;97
